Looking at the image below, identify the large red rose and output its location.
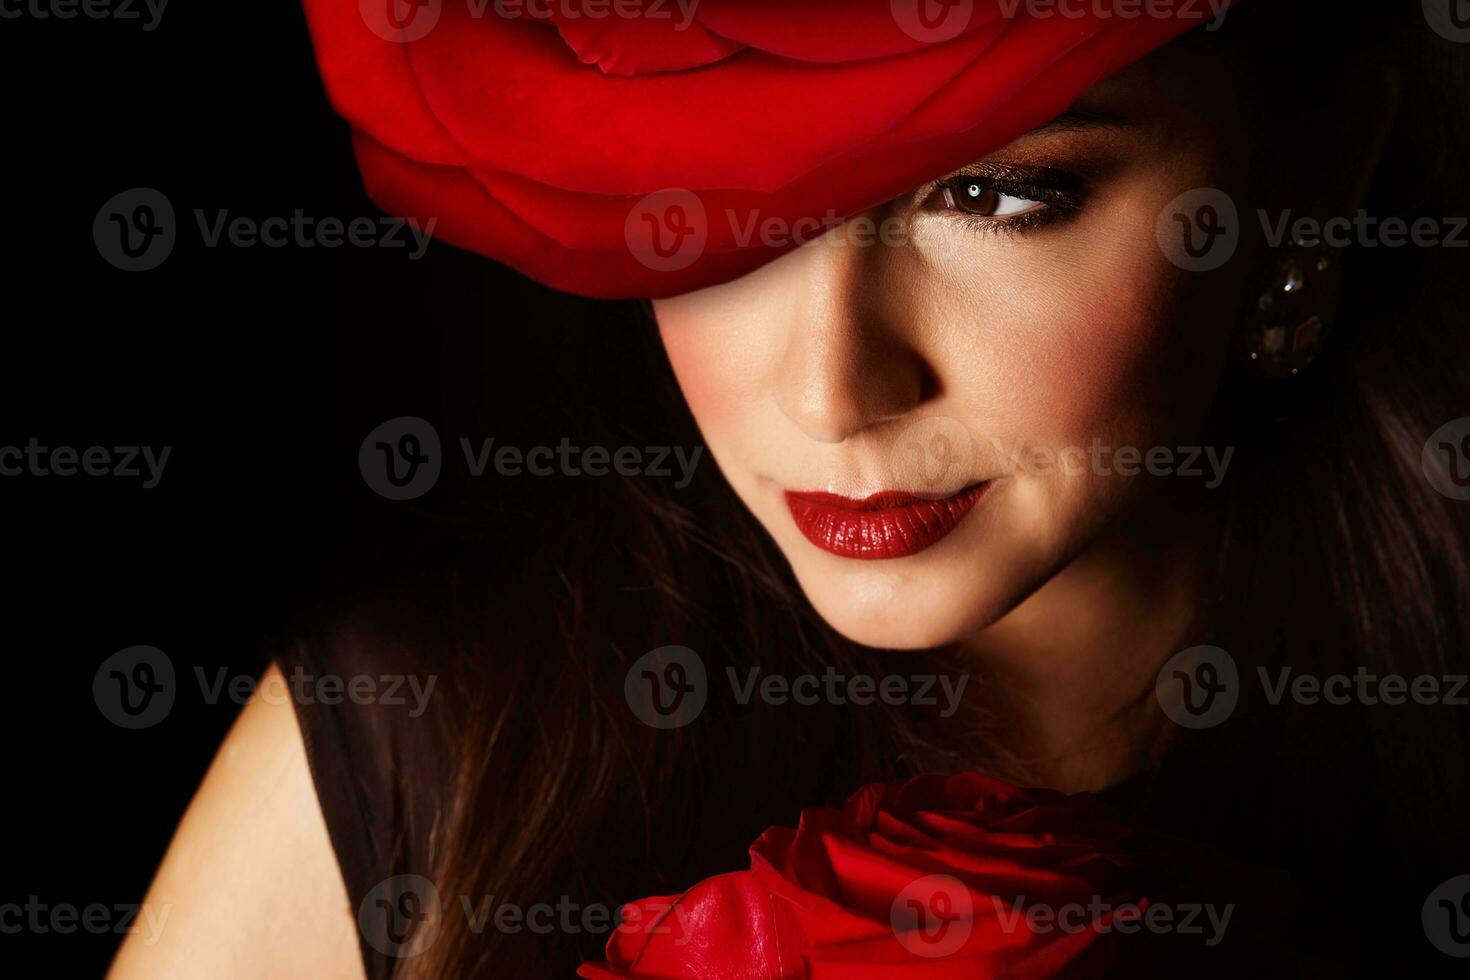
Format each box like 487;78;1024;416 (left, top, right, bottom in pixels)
303;0;1237;298
578;772;1296;978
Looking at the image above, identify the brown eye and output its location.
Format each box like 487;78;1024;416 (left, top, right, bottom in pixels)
954;181;1001;216
941;179;1045;219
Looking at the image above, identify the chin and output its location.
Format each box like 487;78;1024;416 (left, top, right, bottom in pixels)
785;555;1021;651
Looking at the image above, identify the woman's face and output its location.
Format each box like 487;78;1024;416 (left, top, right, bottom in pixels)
655;46;1257;650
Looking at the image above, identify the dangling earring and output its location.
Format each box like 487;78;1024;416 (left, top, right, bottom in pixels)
1241;239;1342;379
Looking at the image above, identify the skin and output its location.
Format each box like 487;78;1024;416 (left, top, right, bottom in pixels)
109;664;365;980
113;41;1397;980
656;48;1257;791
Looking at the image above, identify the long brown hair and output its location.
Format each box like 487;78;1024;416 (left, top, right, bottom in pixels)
348;2;1470;974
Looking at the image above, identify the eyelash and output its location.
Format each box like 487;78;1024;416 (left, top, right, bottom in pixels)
928;172;1084;238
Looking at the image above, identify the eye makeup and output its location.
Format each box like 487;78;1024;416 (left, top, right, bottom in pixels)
925;162;1087;235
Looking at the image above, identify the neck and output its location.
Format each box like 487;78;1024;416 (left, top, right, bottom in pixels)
960;495;1213;793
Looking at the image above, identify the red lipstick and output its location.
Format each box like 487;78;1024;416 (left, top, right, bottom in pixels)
784;484;990;560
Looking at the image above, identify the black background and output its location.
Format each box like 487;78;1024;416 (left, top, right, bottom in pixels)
0;3;584;973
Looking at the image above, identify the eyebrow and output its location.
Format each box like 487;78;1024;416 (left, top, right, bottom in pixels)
1027;106;1133;135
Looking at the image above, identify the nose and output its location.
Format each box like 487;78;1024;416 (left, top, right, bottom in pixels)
772;214;935;445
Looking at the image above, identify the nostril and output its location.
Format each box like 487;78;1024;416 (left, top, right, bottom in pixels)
774;349;934;445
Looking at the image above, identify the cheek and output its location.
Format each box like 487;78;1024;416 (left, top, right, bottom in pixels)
653;259;795;444
920;195;1231;459
654;295;743;433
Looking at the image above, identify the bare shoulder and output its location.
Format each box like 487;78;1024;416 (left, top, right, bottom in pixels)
109;663;365;980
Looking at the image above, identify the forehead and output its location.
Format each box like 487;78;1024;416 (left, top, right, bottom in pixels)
1000;39;1249;156
1081;38;1245;124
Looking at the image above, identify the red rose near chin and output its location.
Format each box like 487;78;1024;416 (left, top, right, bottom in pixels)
578;772;1297;978
303;0;1238;298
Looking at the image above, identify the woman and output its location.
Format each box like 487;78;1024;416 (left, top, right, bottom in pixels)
112;0;1470;976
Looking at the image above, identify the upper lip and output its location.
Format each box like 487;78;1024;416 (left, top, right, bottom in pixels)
782;486;981;509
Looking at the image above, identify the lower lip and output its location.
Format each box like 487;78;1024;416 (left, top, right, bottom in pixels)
783;484;991;560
